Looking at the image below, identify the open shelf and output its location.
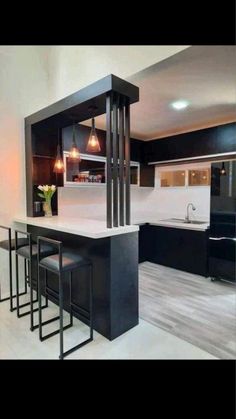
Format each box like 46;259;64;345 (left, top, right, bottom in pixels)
33;155;55;159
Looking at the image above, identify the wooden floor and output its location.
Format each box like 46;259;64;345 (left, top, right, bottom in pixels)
139;262;236;359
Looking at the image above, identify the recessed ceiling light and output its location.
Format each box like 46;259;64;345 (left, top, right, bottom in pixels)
171;100;189;110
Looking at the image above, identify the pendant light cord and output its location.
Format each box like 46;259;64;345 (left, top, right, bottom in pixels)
57;127;60;154
73;122;75;143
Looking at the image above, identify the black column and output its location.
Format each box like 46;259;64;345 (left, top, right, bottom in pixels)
125;99;131;225
112;94;119;227
106;93;112;228
119;98;125;226
106;94;131;228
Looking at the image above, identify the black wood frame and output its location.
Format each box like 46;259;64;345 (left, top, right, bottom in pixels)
25;74;139;228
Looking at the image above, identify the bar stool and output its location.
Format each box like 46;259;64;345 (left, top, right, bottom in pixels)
15;230;56;331
37;236;93;360
0;225;29;311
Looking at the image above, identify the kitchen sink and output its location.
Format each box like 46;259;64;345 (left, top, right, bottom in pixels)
161;218;206;225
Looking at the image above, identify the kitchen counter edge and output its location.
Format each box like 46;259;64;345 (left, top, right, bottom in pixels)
13;216;139;239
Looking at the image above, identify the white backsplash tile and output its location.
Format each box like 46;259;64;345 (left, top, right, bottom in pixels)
58;181;210;222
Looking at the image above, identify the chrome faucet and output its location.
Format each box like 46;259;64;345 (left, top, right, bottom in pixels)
185;203;196;222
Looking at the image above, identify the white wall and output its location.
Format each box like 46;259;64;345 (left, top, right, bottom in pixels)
140;185;210;221
58;185;155;221
0;46;51;296
0;46;51;227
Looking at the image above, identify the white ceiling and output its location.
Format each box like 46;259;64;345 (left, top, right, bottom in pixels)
82;46;236;140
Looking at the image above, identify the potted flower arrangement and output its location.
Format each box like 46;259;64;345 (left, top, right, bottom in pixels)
37;185;56;217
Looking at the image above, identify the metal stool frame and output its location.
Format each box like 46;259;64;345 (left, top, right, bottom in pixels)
38;236;93;360
0;225;28;311
15;229;48;330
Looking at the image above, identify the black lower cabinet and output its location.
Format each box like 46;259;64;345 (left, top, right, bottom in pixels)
138;224;151;263
208;238;236;282
139;224;209;277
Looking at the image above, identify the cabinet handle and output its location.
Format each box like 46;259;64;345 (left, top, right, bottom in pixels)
209;237;236;241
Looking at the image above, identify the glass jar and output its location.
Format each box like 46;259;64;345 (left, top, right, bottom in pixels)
43;201;52;217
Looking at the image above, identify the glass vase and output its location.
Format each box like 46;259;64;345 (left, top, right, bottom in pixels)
43;201;52;217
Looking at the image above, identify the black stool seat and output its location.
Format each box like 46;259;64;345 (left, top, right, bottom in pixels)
40;252;90;273
17;244;55;259
0;238;29;251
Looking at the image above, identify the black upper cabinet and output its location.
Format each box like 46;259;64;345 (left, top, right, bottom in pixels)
130;138;143;162
216;123;236;151
144;122;236;163
139;165;155;187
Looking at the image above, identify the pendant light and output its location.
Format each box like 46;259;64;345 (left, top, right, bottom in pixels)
53;129;65;173
86;107;101;153
69;123;81;161
220;162;226;176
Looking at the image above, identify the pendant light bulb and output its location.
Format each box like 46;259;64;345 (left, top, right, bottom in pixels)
53;134;65;173
69;124;81;161
53;155;65;173
220;162;226;176
86;117;101;153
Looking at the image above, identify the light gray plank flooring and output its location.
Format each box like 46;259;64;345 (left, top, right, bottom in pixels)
139;262;236;359
0;296;216;359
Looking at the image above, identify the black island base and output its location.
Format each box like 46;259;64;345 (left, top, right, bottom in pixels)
27;225;139;341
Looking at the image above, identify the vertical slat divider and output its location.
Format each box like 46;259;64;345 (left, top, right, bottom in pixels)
119;97;125;226
125;98;131;225
112;94;119;227
106;93;112;228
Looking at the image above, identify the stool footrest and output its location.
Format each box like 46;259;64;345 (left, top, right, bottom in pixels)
32;315;61;331
18;298;38;310
61;337;93;360
0;296;12;303
0;289;28;304
18;302;47;318
40;321;73;342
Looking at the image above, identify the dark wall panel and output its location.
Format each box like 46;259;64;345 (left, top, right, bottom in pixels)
144;122;236;163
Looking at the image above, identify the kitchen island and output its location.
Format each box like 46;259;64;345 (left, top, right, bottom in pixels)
14;216;139;341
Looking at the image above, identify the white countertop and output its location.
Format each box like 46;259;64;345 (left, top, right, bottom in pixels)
13;216;139;239
13;214;209;239
132;216;209;231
